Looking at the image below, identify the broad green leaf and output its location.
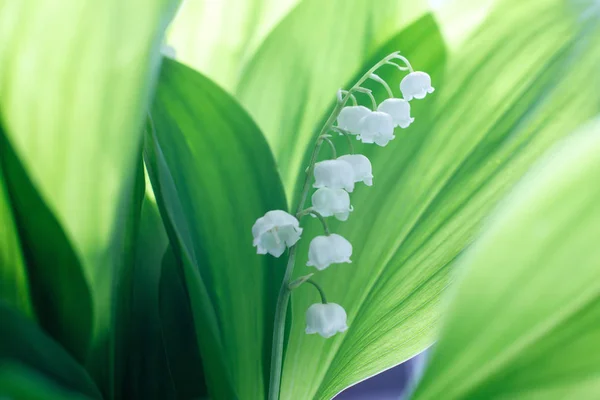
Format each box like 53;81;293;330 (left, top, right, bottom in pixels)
0;163;32;317
0;302;102;399
277;3;600;399
0;129;93;363
0;0;180;356
236;0;429;202
413;119;600;399
167;0;303;92
0;363;93;400
144;59;287;399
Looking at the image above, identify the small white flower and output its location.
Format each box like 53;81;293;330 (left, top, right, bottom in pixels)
400;71;434;101
377;98;414;129
337;154;373;186
307;234;352;270
358;111;395;147
305;303;348;338
252;210;302;257
337;106;372;135
313;159;355;193
311;188;353;221
161;44;176;59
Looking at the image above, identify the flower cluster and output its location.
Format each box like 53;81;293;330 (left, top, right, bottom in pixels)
253;52;434;339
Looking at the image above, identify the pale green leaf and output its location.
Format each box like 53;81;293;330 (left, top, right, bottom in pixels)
236;0;429;202
0;0;180;354
166;0;303;91
144;59;287;399
413;118;600;399
275;3;600;399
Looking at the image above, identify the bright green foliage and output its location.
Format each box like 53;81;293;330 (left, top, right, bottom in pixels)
275;2;600;398
144;59;288;399
0;0;179;358
413;119;600;399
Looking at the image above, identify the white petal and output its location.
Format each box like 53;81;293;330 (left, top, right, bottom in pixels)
358;112;394;144
337;154;373;186
313;160;355;192
305;303;348;338
400;71;434;101
337;106;372;135
252;210;302;257
311;188;352;221
306;234;352;270
377;98;414;129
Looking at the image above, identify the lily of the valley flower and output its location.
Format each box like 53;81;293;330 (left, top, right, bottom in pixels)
377;98;414;129
313;159;355;192
400;71;435;101
337;106;372;135
307;233;352;270
312;188;353;221
337;154;373;186
358;111;395;147
252;210;302;257
305;303;348;338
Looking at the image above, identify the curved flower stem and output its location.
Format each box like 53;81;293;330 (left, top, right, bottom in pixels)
385;60;410;72
323;137;337;158
268;51;402;400
354;87;377;110
331;127;355;154
306;279;328;303
338;89;358;106
296;208;331;235
390;54;414;72
369;73;394;98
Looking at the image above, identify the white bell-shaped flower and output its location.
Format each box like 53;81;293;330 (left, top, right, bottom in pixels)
377;98;414;129
311;188;353;221
306;234;352;270
252;210;302;257
358;111;395;147
337;154;373;186
305;303;348;338
313;160;355;193
400;71;435;101
337;106;371;135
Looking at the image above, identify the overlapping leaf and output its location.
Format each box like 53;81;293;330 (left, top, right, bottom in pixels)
0;0;180;361
413;119;600;399
266;2;600;399
144;59;287;399
166;0;303;91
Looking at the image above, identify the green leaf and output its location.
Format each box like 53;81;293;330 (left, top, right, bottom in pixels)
236;0;429;202
413;118;600;400
0;0;180;358
0;302;102;399
0;163;32;317
166;0;303;91
275;4;600;400
0;363;94;400
0;129;93;364
144;59;287;399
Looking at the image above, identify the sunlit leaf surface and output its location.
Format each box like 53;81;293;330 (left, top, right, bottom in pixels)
413;118;600;399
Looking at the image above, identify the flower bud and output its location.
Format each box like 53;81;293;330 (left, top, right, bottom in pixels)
252;210;302;257
313;159;355;192
311;188;353;221
358;111;395;147
337;154;373;186
337;106;372;135
377;98;414;129
400;71;434;101
305;303;348;338
306;234;352;270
